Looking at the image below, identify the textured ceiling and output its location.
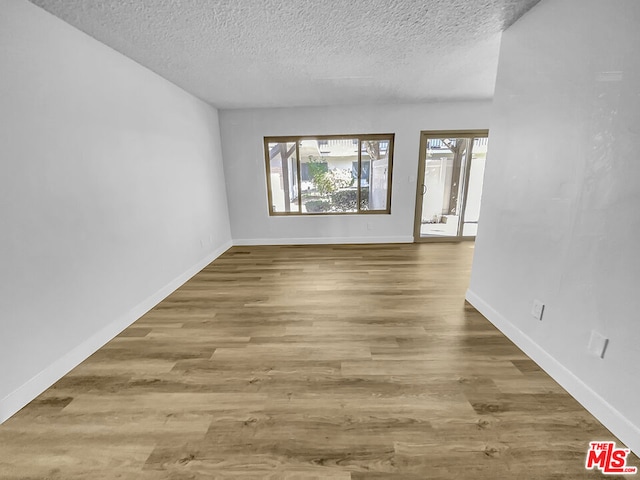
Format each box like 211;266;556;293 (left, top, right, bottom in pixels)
28;0;541;109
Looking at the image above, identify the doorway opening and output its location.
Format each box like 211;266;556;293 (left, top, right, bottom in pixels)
414;130;488;242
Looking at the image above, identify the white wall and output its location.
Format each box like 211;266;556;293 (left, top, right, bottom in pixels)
468;0;640;455
0;1;232;421
220;102;491;244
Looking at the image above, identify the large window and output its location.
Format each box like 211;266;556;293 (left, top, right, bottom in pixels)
264;134;394;215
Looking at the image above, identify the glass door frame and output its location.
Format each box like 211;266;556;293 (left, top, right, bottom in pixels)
413;129;489;243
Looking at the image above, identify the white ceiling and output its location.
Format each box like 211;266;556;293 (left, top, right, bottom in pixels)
29;0;540;109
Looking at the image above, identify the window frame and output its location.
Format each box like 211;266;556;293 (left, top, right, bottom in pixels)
263;133;394;216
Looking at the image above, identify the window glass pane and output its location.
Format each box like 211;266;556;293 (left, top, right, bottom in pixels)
463;137;488;224
267;141;299;213
361;139;391;211
299;138;357;213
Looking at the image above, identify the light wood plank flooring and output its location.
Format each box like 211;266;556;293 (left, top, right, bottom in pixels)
0;243;636;479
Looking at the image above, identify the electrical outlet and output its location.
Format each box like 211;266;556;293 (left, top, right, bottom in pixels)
588;331;609;359
531;299;545;321
200;239;205;248
367;222;373;231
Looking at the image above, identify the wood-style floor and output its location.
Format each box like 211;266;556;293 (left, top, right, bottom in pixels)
0;243;636;479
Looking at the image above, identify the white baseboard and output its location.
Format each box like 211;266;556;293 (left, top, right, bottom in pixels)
233;235;414;246
465;288;640;457
0;239;233;424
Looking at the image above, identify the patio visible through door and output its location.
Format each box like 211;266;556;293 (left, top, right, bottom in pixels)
414;130;488;242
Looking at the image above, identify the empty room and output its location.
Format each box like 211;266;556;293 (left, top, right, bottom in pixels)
1;0;639;478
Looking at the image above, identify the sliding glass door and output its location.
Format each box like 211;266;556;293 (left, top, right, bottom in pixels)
414;131;488;241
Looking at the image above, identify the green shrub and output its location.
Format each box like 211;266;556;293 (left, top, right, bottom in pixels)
329;187;371;212
304;200;331;213
359;187;369;210
307;157;354;196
